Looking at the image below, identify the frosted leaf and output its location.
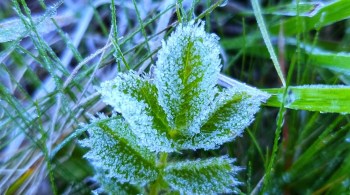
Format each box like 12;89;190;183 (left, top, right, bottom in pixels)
82;19;270;194
79;115;158;185
99;72;176;152
164;156;241;194
181;84;270;150
94;168;141;195
154;20;221;136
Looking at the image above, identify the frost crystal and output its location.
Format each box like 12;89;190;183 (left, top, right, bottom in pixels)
164;156;241;194
181;85;270;150
99;72;175;152
154;21;221;135
94;168;141;195
80;20;269;194
79;115;158;185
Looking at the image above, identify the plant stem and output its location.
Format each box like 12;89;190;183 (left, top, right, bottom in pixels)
149;180;159;195
159;152;168;168
149;152;168;195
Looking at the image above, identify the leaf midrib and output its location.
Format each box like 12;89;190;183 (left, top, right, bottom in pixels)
97;120;157;168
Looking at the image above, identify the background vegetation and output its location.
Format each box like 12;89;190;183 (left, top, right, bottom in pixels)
0;0;349;194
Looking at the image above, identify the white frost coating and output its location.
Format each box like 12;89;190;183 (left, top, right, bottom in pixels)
164;156;240;194
94;168;139;195
154;20;221;135
100;74;174;152
99;72;175;153
79;115;158;185
82;19;270;194
181;84;270;151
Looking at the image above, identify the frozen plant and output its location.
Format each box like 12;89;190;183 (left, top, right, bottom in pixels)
79;20;269;194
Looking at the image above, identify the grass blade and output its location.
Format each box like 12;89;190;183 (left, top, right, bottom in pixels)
251;0;286;86
264;85;350;113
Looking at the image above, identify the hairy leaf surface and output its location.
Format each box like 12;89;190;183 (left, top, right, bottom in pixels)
80;114;158;185
154;21;221;136
181;85;270;150
164;156;240;194
99;72;175;152
94;169;141;195
83;19;269;194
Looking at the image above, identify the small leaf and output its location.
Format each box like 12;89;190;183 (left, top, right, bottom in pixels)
80;114;158;185
181;85;270;150
164;156;240;194
99;72;175;152
154;21;221;136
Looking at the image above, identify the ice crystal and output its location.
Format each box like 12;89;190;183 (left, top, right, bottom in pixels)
99;72;175;152
93;168;141;195
79;115;158;185
164;156;241;194
80;20;269;194
181;85;269;150
154;20;221;135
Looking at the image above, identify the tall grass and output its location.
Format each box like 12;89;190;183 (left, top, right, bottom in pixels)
0;0;349;194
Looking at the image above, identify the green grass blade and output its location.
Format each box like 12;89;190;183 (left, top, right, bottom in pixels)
308;50;350;78
270;0;350;35
251;0;286;86
0;5;72;43
264;85;350;113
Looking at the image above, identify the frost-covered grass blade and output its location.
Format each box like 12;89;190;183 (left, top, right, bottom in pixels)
0;9;73;43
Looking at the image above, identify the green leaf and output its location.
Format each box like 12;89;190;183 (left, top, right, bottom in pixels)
181;85;269;150
154;21;221;136
80;114;158;185
99;72;175;152
264;85;350;113
164;156;240;194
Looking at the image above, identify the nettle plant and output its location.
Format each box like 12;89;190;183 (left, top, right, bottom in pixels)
79;20;269;194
